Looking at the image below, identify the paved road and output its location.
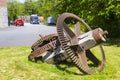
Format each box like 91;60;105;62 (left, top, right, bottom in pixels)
0;23;57;47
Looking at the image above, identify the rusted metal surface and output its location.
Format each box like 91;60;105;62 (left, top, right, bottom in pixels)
28;33;59;61
57;13;108;74
28;13;108;74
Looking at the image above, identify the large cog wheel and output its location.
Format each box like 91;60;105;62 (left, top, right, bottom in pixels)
56;13;106;74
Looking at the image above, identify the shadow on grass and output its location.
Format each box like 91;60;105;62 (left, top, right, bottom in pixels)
32;57;100;76
55;60;83;75
30;57;84;75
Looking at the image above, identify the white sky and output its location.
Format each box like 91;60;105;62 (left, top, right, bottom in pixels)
19;0;25;3
8;0;37;3
19;0;38;3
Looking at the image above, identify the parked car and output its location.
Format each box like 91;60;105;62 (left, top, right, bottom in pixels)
30;14;39;24
14;19;24;26
47;16;56;25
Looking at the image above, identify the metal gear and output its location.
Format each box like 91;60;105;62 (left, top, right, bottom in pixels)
56;13;107;74
28;13;108;75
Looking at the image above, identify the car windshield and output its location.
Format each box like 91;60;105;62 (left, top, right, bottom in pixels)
32;16;38;20
34;17;38;20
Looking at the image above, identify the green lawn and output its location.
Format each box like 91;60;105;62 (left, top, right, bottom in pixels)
0;45;120;80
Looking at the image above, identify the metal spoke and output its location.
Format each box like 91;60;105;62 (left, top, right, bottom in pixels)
86;50;100;66
74;21;81;37
63;22;78;45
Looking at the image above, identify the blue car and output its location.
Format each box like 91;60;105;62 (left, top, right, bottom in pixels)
30;15;39;24
47;16;56;25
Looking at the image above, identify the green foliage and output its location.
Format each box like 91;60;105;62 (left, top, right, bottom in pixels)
24;0;39;15
56;0;120;38
36;0;59;20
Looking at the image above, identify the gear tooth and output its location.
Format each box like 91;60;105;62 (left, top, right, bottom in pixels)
61;42;67;46
70;54;75;58
64;46;69;49
71;56;77;61
68;52;74;56
65;48;71;52
74;59;79;64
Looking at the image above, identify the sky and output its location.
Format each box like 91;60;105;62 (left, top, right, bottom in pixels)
19;0;25;3
8;0;37;3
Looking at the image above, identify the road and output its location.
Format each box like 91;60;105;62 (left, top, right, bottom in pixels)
0;23;57;47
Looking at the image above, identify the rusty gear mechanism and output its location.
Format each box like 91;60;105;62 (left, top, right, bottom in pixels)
28;13;108;74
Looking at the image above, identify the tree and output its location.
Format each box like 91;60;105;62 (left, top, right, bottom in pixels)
37;0;58;18
7;1;24;21
55;0;120;38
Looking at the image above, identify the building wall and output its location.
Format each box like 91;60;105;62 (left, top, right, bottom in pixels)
0;0;8;28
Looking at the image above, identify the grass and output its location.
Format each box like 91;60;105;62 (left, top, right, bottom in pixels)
0;45;120;80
